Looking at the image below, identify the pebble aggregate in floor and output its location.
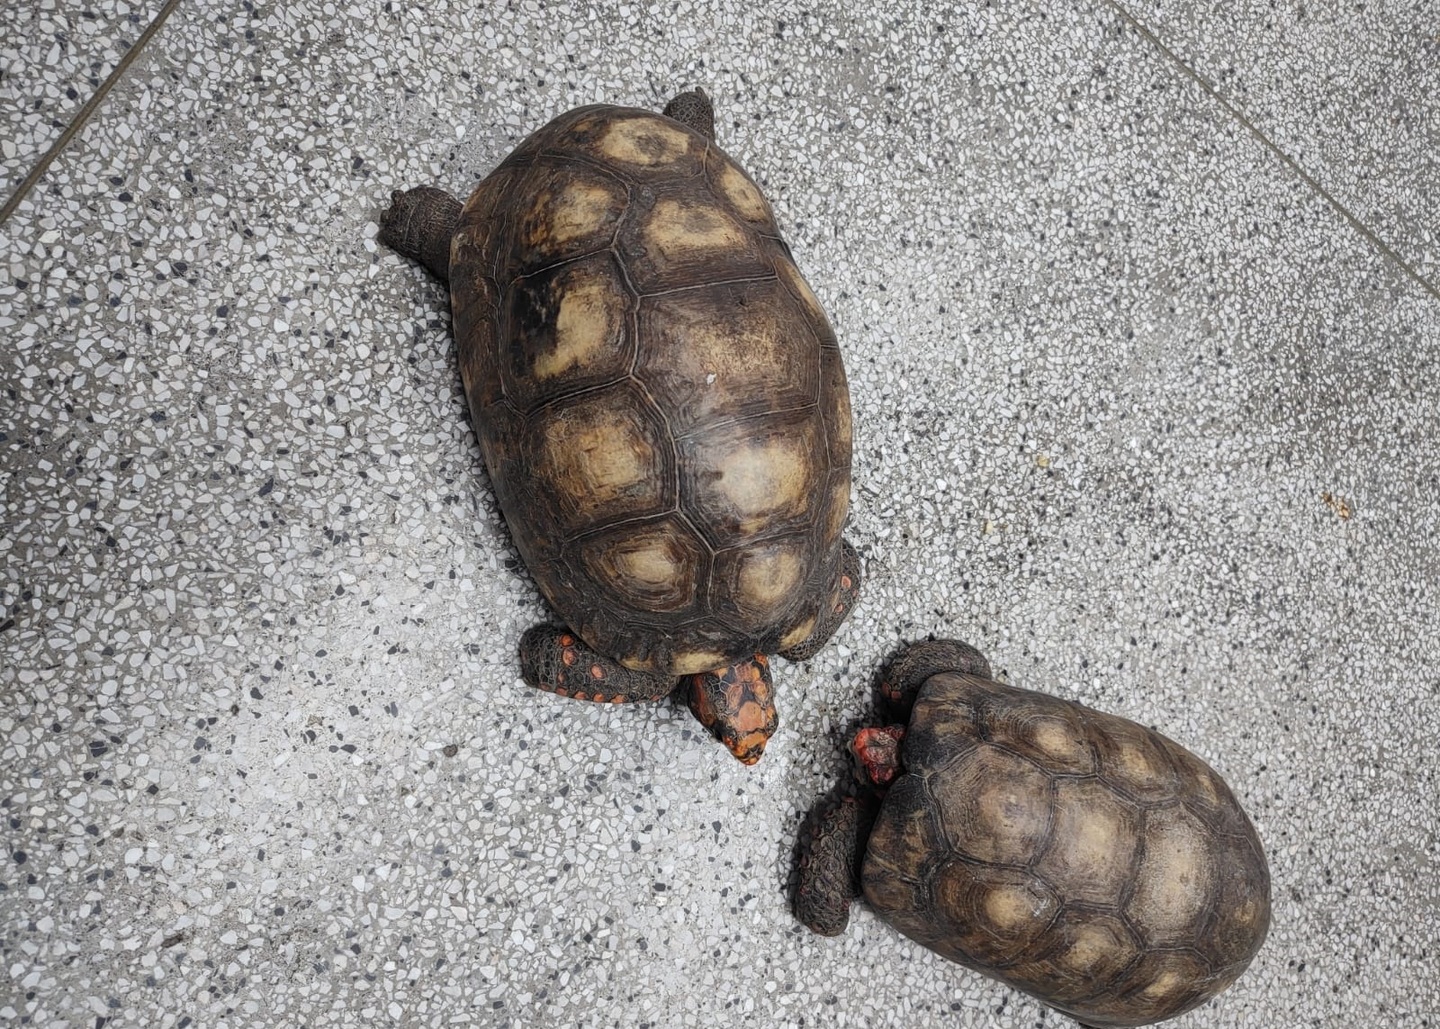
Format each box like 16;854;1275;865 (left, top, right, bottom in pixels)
2;1;1437;1026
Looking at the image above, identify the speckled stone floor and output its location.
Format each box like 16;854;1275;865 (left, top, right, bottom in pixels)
3;2;1437;1027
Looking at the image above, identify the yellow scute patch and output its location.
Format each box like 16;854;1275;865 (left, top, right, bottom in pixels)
1139;969;1184;1001
1030;719;1087;763
981;882;1041;933
1126;810;1213;934
735;547;803;616
541;409;651;501
1061;796;1122;877
612;539;683;589
716;437;811;535
597;116;692;166
778;615;817;650
1058;924;1113;971
671;650;728;675
643;199;745;259
527;180;619;250
533;279;620;379
716;161;770;222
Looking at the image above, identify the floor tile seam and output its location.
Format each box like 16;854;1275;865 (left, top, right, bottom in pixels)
0;0;185;229
1096;0;1439;305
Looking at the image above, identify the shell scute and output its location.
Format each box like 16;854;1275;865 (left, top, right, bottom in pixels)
620;189;768;293
499;251;636;412
710;535;815;634
1123;803;1219;947
1034;779;1141;906
1090;713;1184;806
448;103;850;675
523;382;675;537
1016;910;1144;1008
675;409;828;549
705;150;777;229
634;278;819;435
502;159;628;275
571;516;706;616
928;743;1055;867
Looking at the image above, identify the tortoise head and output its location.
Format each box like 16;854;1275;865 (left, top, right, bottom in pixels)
686;656;778;764
851;724;905;787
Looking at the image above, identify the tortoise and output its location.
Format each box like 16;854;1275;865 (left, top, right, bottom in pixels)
795;640;1270;1027
376;89;859;764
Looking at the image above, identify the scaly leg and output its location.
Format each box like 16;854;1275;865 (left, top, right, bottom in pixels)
879;638;992;721
518;625;677;703
662;87;715;140
794;791;881;936
376;186;463;284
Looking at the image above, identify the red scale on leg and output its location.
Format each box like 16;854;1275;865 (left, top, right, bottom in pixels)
518;624;677;706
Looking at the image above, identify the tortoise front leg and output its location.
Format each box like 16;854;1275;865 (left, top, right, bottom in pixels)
779;540;862;662
519;625;678;703
377;186;463;284
794;791;881;936
879;638;992;721
686;656;777;764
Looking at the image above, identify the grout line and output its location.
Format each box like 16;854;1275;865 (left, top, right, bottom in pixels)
1100;0;1440;304
0;0;185;229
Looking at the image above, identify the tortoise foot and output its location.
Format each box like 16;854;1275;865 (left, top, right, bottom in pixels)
662;87;715;140
376;185;462;284
880;638;991;721
518;625;677;703
795;792;879;936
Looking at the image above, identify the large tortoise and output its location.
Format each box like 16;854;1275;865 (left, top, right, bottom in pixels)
377;89;859;763
796;640;1270;1027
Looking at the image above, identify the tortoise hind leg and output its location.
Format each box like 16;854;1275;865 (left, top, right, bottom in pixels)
663;87;715;140
795;791;880;936
519;625;677;703
779;540;862;663
377;186;463;284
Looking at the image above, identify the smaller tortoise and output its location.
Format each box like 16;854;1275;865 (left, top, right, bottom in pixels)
795;640;1270;1028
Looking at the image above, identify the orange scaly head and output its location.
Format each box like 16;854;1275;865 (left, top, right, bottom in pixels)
686;655;778;764
851;724;905;787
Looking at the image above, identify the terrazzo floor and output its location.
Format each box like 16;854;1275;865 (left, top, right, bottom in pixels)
3;2;1438;1026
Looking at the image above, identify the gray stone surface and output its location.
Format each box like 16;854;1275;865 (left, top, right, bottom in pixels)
1130;0;1440;285
2;1;1436;1026
1;3;148;194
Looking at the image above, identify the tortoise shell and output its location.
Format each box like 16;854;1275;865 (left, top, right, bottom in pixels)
447;104;851;676
863;672;1270;1027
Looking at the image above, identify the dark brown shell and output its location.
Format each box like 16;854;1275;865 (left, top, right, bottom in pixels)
447;105;850;677
862;672;1271;1028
